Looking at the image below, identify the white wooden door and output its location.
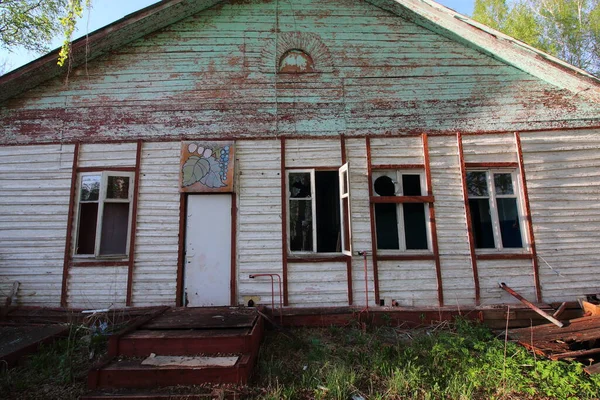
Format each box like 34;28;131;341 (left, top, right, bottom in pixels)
184;195;231;307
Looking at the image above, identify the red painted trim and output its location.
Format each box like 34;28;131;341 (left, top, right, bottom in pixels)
422;134;444;307
457;133;481;305
341;135;353;306
60;142;80;308
476;253;534;261
126;140;142;306
465;162;519;169
371;164;425;170
286;166;338;171
230;193;237;306
70;261;129;268
370;195;435;204
77;166;136;173
287;256;350;263
366;138;380;305
175;193;186;307
280;137;289;306
4;125;600;147
516;132;542;303
378;254;436;261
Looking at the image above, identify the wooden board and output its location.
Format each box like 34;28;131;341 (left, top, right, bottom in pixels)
142;307;257;330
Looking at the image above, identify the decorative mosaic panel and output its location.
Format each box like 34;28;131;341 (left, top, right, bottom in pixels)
180;141;235;193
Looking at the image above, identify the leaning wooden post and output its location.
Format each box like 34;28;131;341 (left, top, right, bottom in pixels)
499;283;564;328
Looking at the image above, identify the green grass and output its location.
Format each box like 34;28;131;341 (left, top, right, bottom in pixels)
252;318;600;400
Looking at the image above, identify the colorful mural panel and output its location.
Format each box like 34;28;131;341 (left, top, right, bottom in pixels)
180;141;235;192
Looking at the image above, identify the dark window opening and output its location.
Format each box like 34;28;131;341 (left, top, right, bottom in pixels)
469;198;495;249
375;203;399;249
404;203;427;249
76;203;98;255
100;203;130;255
316;171;340;252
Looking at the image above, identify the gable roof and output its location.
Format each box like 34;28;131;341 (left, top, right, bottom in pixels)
0;0;599;105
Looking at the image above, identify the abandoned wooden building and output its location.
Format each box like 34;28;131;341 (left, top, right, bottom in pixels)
0;0;599;311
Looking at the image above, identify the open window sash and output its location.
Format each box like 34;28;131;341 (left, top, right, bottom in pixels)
339;163;352;256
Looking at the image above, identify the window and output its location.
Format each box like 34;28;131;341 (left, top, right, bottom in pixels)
372;171;430;251
466;170;524;249
287;165;351;254
75;171;134;257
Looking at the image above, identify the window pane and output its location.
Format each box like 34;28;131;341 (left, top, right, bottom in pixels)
403;203;428;250
402;175;422;196
497;198;523;248
289;173;311;198
99;203;130;255
494;173;514;195
289;200;313;251
76;203;98;254
81;175;100;201
375;203;399;249
107;176;130;199
315;171;340;252
469;199;495;248
467;172;488;197
374;175;395;196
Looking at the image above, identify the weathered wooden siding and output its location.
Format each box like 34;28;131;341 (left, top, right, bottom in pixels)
131;142;180;306
0;144;74;306
285;139;341;168
2;0;598;145
78;142;137;168
370;137;424;166
236;140;283;306
521;130;600;302
462;134;517;164
67;266;128;308
428;136;475;305
288;262;348;306
378;260;438;306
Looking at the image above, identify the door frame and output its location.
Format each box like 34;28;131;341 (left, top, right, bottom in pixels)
176;192;237;307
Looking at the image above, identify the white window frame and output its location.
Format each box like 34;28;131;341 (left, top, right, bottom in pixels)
74;171;135;258
372;170;433;253
467;169;528;252
339;163;352;256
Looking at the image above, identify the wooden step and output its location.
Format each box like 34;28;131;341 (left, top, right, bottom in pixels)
116;328;253;357
81;389;241;400
89;354;253;389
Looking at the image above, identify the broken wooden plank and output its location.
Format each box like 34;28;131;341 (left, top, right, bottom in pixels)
585;363;600;375
550;347;600;361
499;283;564;328
553;302;567;319
582;301;600;317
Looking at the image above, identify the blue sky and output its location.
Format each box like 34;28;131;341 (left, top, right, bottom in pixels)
0;0;474;73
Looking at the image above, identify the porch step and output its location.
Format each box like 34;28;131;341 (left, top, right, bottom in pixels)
81;388;240;400
117;328;254;357
89;354;253;389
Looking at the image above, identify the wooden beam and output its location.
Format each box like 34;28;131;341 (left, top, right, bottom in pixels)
422;134;444;307
60;142;80;308
553;302;567;319
370;195;434;204
515;132;542;302
126;140;142;306
371;164;425;170
457;133;481;305
366;138;380;305
465;162;519;169
280;137;289;306
499;283;563;328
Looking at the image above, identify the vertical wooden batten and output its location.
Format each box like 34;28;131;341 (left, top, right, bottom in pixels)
515;132;542;303
457;133;481;305
125;140;143;306
175;193;186;307
60;142;80;307
422;134;444;307
280;137;289;306
341;135;353;305
230;193;237;306
366;138;380;305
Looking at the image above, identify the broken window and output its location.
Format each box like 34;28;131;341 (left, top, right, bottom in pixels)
373;171;430;251
288;167;350;254
75;171;134;257
467;170;524;249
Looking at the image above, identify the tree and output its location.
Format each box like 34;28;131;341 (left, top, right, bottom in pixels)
473;0;600;76
0;0;90;66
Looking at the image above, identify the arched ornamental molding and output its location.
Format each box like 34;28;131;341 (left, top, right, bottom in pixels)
259;32;334;74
